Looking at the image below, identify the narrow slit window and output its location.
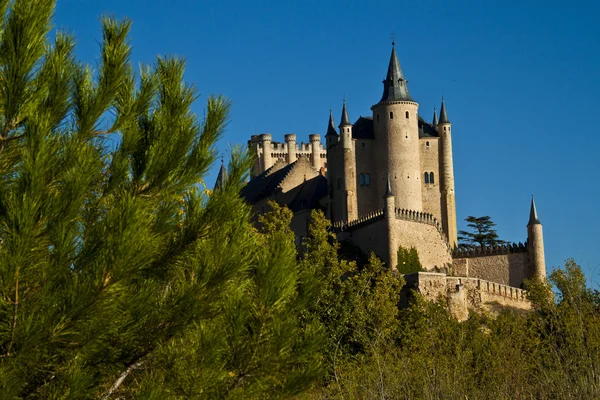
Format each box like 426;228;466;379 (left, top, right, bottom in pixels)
429;172;435;184
359;173;365;186
365;173;370;186
424;172;429;184
426;141;430;148
390;111;394;119
405;111;409;118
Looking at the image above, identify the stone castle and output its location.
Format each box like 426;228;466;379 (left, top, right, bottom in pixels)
233;44;546;317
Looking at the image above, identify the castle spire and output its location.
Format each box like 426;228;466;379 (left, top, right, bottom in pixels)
213;158;228;191
380;44;413;103
383;173;394;198
528;196;541;225
339;99;351;127
439;97;450;124
432;106;438;126
326;108;338;137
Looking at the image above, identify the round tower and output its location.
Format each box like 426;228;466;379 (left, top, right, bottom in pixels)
260;133;273;172
438;98;458;248
309;134;322;170
340;100;358;221
383;173;398;269
372;44;422;211
527;196;546;281
284;134;297;164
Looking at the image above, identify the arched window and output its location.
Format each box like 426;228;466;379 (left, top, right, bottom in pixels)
365;173;371;186
424;172;429;184
390;111;394;119
405;111;409;118
359;173;365;186
426;141;430;148
429;172;435;184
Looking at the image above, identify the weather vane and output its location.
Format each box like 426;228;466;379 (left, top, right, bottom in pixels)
390;32;396;46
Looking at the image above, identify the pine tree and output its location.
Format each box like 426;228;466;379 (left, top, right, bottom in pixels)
0;2;322;397
458;215;506;247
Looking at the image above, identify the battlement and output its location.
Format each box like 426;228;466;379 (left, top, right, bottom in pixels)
453;242;528;258
395;208;450;252
446;275;527;302
332;209;385;232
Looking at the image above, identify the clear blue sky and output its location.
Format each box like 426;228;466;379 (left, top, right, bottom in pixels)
53;0;600;284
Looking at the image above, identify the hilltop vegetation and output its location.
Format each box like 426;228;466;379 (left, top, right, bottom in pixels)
0;1;599;398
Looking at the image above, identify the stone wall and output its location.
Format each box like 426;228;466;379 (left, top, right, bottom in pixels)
419;137;442;221
403;272;531;320
453;252;529;288
355;138;378;216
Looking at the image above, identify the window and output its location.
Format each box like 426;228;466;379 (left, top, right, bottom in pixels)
405;111;409;118
426;141;430;148
365;173;371;186
424;172;429;184
359;173;365;186
377;114;380;123
429;172;435;184
444;126;447;132
390;111;394;119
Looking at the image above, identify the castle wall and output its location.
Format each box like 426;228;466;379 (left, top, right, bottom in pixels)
419;137;442;221
337;217;389;266
278;158;319;193
355;139;378;216
390;217;452;270
452;253;529;288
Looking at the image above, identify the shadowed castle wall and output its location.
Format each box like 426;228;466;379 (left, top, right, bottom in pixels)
355;138;378;216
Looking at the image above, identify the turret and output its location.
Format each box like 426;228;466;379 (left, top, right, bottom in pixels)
438;98;458;248
339;100;357;221
383;173;395;218
309;134;322;170
213;158;227;191
383;173;397;269
432;106;438;127
325;109;338;148
260;133;273;172
371;43;422;212
248;135;261;178
527;196;546;281
284;134;297;164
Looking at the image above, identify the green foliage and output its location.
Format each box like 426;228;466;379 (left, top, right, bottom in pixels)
396;245;423;274
458;215;506;247
0;2;322;398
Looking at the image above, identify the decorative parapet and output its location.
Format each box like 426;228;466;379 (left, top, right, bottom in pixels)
453;242;528;259
331;209;385;232
395;208;451;252
447;276;528;302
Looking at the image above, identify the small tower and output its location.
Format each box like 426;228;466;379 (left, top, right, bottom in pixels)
309;134;322;170
432;106;438;128
213;158;228;191
438;98;458;248
325;109;338;149
339;100;358;221
285;134;297;164
383;173;397;269
260;133;273;172
371;43;422;212
527;196;546;281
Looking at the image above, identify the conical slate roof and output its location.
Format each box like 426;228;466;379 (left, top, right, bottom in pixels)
213;161;228;191
528;196;541;225
325;109;338;137
379;45;413;103
432;106;438;126
339;100;351;127
439;98;450;124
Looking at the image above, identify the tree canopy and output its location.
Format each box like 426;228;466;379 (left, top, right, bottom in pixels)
458;215;506;247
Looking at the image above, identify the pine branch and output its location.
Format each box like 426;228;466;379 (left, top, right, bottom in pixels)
101;358;146;399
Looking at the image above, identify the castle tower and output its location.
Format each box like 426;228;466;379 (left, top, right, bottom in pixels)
309;134;322;170
285;134;297;164
432;106;438;127
260;133;273;172
527;196;546;281
438;98;458;248
213;158;227;191
372;43;422;211
340;100;358;221
383;173;397;268
325;109;338;148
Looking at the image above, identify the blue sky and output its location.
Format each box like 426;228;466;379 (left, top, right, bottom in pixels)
53;0;600;284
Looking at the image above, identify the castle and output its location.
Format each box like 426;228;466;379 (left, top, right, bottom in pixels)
235;44;546;317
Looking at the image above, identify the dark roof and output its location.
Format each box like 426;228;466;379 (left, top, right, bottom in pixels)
419;116;439;138
432;107;438;126
241;162;295;203
213;162;227;190
352;116;374;139
439;98;450;124
528;196;541;225
379;46;413;103
340;100;351;126
326;109;338;137
288;175;328;212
